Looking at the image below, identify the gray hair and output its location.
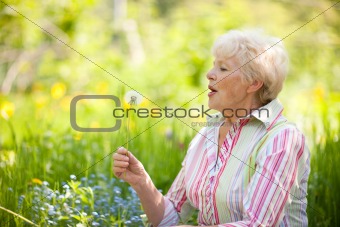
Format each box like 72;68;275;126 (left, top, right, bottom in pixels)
212;29;289;104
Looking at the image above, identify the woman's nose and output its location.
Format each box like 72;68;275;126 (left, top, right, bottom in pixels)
206;70;217;80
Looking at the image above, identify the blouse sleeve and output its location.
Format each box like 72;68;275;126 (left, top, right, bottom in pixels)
218;127;310;227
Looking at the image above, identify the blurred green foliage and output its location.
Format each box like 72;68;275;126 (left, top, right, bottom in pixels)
0;0;339;226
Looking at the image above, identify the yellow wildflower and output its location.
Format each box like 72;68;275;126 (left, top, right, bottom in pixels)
313;84;325;101
95;82;108;94
0;101;15;120
0;150;15;166
90;121;100;128
32;178;43;185
73;133;82;141
35;96;48;109
51;82;66;99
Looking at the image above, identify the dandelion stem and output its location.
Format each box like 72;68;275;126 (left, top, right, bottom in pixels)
123;92;140;178
125;98;134;177
126;96;137;153
0;205;38;226
126;106;130;152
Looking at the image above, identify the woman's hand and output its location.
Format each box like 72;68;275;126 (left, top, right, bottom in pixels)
174;225;194;227
112;147;146;188
113;147;165;226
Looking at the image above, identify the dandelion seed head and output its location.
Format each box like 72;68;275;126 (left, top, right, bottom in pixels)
165;128;173;140
124;90;143;105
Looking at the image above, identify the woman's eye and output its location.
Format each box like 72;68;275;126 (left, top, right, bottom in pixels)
220;68;228;71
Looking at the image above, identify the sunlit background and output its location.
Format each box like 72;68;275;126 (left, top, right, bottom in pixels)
0;0;339;226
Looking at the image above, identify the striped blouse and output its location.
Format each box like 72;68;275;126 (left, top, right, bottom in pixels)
159;99;310;227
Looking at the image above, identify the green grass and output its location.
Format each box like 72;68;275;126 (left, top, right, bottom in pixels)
0;115;195;226
1;111;340;226
307;115;340;226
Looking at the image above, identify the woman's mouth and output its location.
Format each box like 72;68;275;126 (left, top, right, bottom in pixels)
208;85;217;97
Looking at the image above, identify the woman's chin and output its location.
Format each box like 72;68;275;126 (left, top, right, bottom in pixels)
207;102;213;110
207;103;218;112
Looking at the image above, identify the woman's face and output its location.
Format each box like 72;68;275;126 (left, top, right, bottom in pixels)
206;56;251;114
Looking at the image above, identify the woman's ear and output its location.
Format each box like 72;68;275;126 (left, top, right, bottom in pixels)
247;80;264;93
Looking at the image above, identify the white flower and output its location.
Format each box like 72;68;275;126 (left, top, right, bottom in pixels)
124;90;143;105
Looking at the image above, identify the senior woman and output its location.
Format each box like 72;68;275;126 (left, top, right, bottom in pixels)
112;30;310;226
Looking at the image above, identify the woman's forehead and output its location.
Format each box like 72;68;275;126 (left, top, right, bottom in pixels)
214;56;240;67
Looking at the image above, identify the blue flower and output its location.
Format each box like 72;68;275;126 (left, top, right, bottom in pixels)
62;184;70;189
48;209;56;216
92;221;100;226
21;175;147;225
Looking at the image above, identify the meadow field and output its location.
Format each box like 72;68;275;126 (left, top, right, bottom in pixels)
0;0;339;226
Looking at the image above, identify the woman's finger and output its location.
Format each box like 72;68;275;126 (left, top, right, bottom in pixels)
113;160;129;168
112;153;129;162
116;147;128;155
113;166;127;173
